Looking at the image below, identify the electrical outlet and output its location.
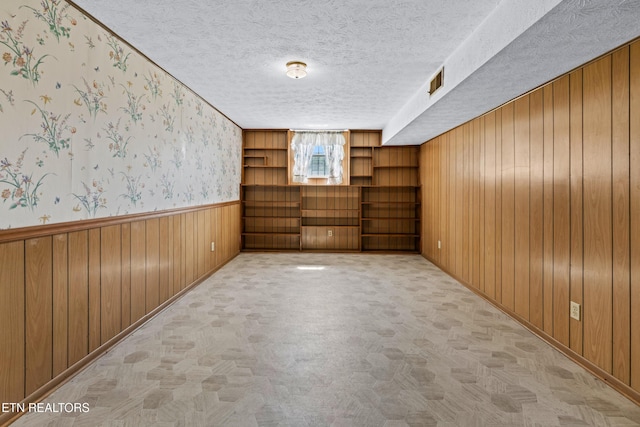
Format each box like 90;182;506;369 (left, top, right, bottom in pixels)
438;240;441;249
327;229;333;237
210;242;215;252
570;301;580;321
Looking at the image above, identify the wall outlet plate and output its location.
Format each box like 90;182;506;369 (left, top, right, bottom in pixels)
327;229;333;237
438;240;441;249
570;301;580;321
210;242;215;252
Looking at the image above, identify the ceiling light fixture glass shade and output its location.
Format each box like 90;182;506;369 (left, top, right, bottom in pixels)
286;61;307;79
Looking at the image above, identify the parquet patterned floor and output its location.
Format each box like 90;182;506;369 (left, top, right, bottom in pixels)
13;253;640;426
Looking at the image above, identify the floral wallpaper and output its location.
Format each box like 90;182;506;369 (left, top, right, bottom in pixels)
0;0;242;229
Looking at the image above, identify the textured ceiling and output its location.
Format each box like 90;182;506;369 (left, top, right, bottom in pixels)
72;0;640;145
385;0;640;145
71;0;501;129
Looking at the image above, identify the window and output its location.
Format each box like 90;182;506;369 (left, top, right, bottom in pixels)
308;145;328;177
290;131;346;184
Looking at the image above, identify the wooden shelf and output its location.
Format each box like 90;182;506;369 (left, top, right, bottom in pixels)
359;185;421;188
361;217;420;221
243;216;301;220
350;177;373;186
298;186;360;250
361;201;419;205
350;132;380;147
361;233;419;237
243;131;289;186
242;131;420;252
301;209;359;218
360;183;420;252
301;225;359;229
350;145;372;185
373;165;417;169
242;201;300;207
242;232;300;236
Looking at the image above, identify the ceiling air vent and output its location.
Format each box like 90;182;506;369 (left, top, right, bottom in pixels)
429;67;444;96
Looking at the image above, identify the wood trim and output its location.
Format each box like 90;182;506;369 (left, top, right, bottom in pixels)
0;201;239;244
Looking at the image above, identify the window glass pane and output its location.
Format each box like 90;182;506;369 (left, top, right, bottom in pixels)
309;145;327;177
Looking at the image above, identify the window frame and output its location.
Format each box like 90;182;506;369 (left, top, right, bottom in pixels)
287;130;350;186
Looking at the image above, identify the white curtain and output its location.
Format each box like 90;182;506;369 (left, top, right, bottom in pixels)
324;143;344;185
291;131;345;184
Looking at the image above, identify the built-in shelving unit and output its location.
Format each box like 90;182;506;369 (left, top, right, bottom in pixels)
301;186;360;251
372;145;419;187
361;186;420;252
241;184;301;250
243;130;288;185
349;131;376;186
241;130;420;252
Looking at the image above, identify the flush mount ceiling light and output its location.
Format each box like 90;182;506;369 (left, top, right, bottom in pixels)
286;61;307;79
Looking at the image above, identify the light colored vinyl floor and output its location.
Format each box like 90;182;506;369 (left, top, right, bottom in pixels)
13;253;640;426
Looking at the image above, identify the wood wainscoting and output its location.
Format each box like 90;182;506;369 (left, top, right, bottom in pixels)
0;201;241;425
420;39;640;403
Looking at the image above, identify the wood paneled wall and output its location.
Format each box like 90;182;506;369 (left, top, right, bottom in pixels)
420;39;640;401
0;202;240;423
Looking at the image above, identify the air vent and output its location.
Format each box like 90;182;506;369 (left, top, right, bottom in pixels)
429;67;444;96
